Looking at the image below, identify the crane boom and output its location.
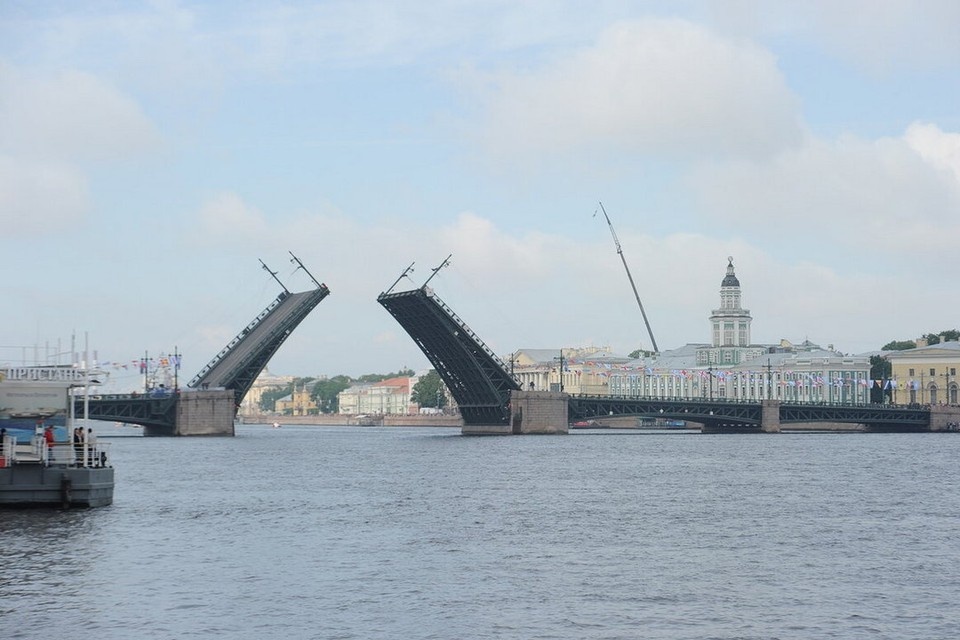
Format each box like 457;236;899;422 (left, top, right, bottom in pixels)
598;201;659;353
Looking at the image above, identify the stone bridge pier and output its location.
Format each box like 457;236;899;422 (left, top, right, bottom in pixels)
929;404;960;431
173;389;235;436
761;399;781;433
461;390;569;435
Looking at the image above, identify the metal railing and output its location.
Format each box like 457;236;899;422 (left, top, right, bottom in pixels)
1;437;110;468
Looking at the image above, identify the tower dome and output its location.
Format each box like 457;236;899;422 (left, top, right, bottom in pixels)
721;256;740;288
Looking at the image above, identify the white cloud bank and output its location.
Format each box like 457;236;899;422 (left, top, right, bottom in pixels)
689;122;960;269
0;62;161;235
468;19;803;163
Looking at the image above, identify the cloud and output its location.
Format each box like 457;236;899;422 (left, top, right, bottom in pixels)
904;122;960;183
465;19;803;164
194;192;271;242
0;155;89;236
0;61;161;236
689;123;960;270
0;63;161;162
801;0;960;74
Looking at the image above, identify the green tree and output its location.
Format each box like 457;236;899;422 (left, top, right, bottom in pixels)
259;384;292;412
882;340;917;351
356;368;415;384
921;330;960;345
869;355;891;380
311;375;352;413
628;349;654;359
411;370;446;409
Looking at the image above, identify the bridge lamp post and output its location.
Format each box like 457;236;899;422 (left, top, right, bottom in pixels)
554;350;565;393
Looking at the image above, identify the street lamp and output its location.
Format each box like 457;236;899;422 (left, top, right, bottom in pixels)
554;350;565;393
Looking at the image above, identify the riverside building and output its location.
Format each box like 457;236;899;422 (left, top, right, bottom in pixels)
884;339;960;405
513;258;871;404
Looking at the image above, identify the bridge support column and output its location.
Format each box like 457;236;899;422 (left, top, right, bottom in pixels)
509;390;568;435
929;404;960;431
175;389;236;436
761;399;781;433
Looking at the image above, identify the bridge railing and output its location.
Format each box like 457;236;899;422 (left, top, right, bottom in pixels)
582;392;930;410
188;291;289;388
422;287;517;383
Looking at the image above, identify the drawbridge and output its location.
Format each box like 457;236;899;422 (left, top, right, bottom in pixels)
377;261;519;426
82;255;330;433
188;257;330;406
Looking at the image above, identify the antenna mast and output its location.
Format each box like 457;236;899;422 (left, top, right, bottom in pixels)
598;201;659;353
384;262;416;295
422;254;452;288
260;259;289;294
289;251;324;289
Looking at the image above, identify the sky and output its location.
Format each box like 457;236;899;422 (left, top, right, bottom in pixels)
2;1;958;389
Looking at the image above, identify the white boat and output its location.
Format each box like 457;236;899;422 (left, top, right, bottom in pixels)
1;363;114;508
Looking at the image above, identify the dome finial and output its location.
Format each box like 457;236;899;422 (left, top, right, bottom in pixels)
722;256;740;287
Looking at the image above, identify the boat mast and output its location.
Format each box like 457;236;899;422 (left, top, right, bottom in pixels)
598;201;659;353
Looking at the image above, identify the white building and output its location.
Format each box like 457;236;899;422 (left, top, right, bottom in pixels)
607;257;871;404
337;376;416;415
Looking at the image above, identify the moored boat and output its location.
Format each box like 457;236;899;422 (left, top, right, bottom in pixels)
1;363;114;508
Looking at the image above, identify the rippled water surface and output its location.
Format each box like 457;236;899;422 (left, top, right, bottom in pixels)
2;426;959;639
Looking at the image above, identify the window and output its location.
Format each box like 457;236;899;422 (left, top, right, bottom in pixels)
930;368;936;377
909;368;915;377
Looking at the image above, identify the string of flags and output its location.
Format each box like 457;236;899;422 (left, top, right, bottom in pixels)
87;355;182;374
548;358;942;390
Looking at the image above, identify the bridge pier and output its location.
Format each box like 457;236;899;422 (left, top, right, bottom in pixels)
761;399;781;433
929;404;960;431
461;391;569;435
174;389;235;436
509;390;568;435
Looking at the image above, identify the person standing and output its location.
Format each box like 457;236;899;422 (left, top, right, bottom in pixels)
43;425;55;463
86;428;98;467
73;427;84;466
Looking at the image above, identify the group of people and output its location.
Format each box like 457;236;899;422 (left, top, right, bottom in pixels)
71;426;101;467
38;424;102;467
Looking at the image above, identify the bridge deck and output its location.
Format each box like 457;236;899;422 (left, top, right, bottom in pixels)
189;286;330;403
378;287;519;425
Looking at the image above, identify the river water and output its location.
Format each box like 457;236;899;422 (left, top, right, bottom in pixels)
2;425;959;639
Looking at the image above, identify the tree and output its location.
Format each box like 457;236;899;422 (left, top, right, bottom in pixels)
882;329;959;351
311;375;351;413
869;355;891;380
628;348;654;359
356;368;415;384
882;340;917;351
259;384;292;412
411;370;446;409
921;329;960;345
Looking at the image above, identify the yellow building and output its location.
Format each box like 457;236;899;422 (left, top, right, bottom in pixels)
275;383;318;415
238;370;294;416
885;341;960;405
510;347;628;395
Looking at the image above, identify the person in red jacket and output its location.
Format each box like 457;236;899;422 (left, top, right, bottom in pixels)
43;424;55;463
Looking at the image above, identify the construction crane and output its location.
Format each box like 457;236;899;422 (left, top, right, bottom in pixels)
597;201;659;353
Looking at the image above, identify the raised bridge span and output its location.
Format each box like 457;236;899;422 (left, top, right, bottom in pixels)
81;264;330;435
378;283;954;434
